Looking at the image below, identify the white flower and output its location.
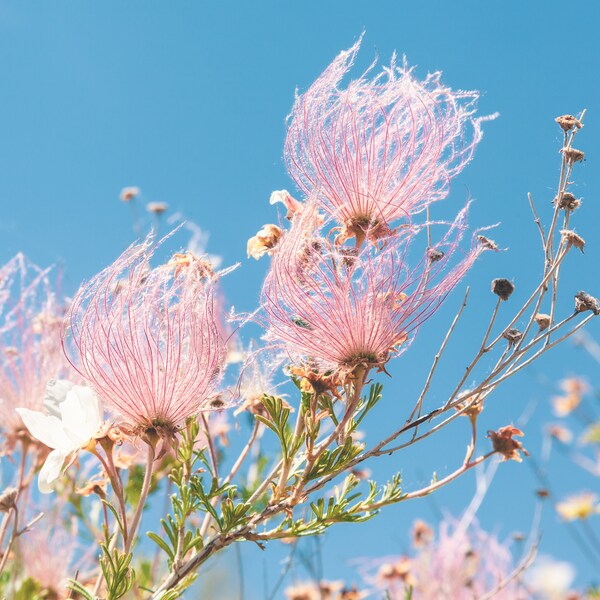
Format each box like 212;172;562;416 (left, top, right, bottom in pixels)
16;383;103;494
526;556;576;599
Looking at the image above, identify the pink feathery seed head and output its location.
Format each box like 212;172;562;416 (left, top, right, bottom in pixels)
285;35;496;243
261;202;488;383
18;513;91;595
0;254;74;444
364;518;522;599
64;234;230;434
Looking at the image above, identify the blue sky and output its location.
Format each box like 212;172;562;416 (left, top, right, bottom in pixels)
1;1;599;596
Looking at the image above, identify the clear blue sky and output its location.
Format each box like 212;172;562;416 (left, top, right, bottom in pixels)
1;1;599;595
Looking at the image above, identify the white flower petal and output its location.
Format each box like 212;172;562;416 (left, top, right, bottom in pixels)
15;408;76;451
60;386;102;443
269;189;289;205
43;379;75;416
38;449;68;494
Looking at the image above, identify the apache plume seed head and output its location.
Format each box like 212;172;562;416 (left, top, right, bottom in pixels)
262;202;486;380
65;235;230;432
285;36;494;241
0;254;74;442
491;278;515;301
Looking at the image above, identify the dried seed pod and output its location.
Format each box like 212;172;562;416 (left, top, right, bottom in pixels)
554;192;581;211
247;224;284;259
503;328;523;346
555;115;582;131
491;278;515;301
561;230;585;253
487;425;529;462
534;313;551;330
0;487;18;512
426;248;445;262
477;235;498;251
574;291;600;315
561;147;585;164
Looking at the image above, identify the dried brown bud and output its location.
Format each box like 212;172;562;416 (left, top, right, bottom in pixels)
574;291;600;315
534;313;551;330
247;224;284;260
477;235;499;251
146;201;168;214
487;425;529;462
554;192;581;211
561;230;585;253
561;147;585;164
536;488;551;499
454;390;484;420
555;114;583;131
0;487;18;513
503;328;523;346
426;248;445;262
491;278;515;301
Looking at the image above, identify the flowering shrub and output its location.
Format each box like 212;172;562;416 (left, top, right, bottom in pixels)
0;38;596;599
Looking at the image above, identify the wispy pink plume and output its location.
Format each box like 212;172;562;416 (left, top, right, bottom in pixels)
0;254;72;440
65;237;229;430
285;36;494;237
365;519;522;599
261;204;485;378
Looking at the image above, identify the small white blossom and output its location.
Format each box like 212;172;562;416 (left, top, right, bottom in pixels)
16;383;103;493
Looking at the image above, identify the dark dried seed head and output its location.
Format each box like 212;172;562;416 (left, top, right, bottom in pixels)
491;278;515;301
503;328;524;346
426;248;445;262
554;192;581;211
